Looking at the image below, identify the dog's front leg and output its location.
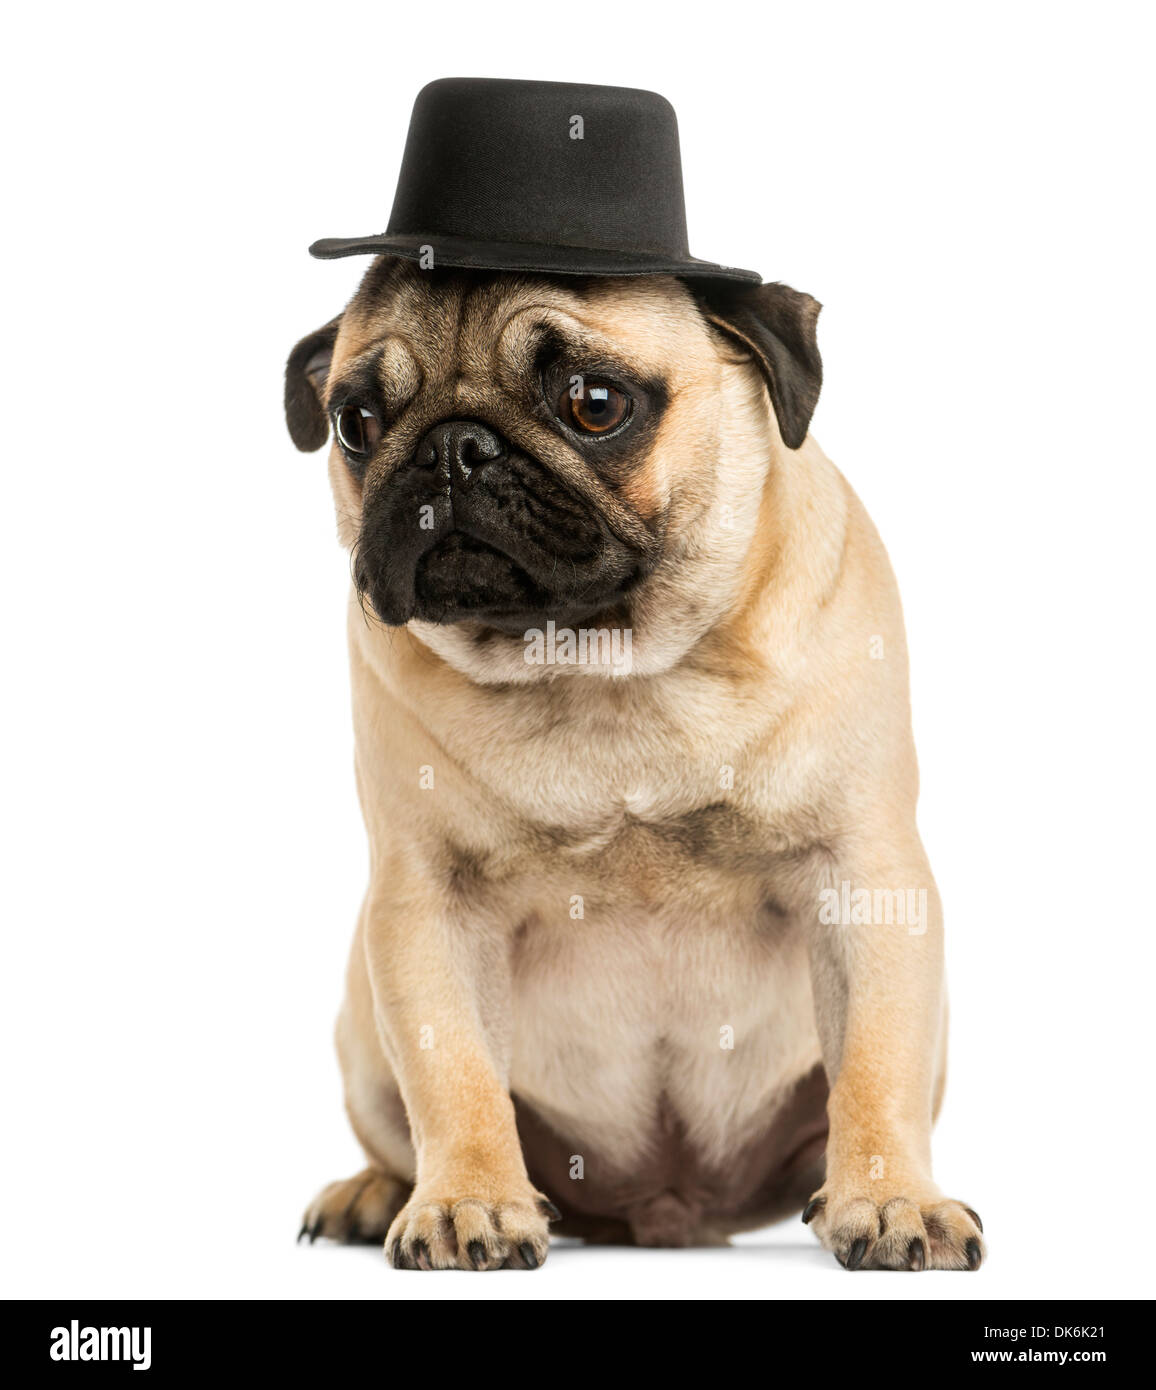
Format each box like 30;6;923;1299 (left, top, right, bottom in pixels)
803;834;984;1270
362;868;554;1271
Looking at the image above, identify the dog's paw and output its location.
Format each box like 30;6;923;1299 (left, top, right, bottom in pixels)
299;1167;410;1245
386;1183;559;1270
803;1190;984;1271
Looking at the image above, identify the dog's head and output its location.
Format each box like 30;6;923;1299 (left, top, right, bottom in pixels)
285;259;820;679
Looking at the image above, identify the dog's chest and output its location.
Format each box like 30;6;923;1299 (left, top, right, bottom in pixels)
507;880;824;1230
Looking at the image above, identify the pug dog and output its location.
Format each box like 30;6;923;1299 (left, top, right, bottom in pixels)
286;256;983;1272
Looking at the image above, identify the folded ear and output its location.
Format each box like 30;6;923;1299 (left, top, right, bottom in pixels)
284;315;342;451
694;282;822;449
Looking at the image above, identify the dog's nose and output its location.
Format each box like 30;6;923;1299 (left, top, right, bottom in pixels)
414;420;506;486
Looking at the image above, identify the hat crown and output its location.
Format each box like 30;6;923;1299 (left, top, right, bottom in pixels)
386;78;690;258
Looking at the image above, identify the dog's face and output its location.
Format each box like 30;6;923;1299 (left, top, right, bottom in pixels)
286;259;821;680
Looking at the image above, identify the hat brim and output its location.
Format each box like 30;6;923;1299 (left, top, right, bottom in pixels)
308;233;761;284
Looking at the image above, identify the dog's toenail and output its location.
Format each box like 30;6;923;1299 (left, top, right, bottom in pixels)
846;1237;868;1270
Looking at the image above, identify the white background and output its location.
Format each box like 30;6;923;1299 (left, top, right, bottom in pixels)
2;0;1153;1302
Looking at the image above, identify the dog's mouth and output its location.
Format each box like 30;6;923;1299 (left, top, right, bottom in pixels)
413;531;551;630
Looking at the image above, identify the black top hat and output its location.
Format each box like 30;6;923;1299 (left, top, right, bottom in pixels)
309;78;760;283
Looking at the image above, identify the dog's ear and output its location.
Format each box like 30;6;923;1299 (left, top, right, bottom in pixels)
285;315;342;452
695;282;822;449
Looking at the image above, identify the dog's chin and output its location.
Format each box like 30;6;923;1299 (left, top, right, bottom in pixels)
362;530;641;636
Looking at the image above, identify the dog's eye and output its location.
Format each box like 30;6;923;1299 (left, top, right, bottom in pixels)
560;381;631;435
333;404;382;458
